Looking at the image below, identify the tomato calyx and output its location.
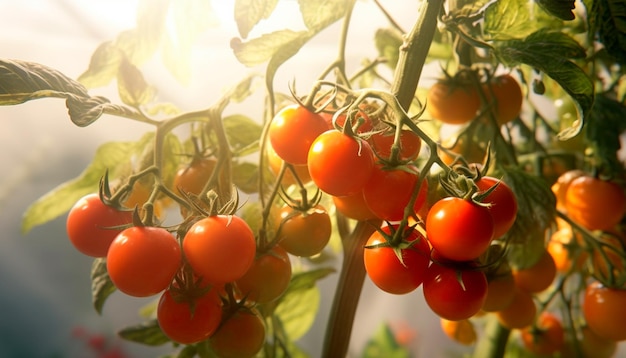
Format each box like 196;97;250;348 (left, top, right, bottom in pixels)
365;224;429;268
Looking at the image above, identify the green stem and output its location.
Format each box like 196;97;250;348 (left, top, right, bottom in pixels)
472;314;511;358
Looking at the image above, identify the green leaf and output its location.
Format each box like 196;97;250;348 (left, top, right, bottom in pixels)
494;30;594;139
77;41;123;88
223;114;263;153
232;161;260;194
484;0;564;40
91;258;117;315
234;0;279;39
231;30;311;67
274;268;335;340
534;0;576;20
375;28;404;70
585;94;626;176
117;57;156;107
362;323;411;358
118;319;171;346
297;0;349;32
593;0;626;66
21;133;156;234
222;73;261;104
177;345;198;358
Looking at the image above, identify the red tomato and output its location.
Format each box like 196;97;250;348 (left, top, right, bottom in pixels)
107;226;182;297
66;194;133;257
275;205;332;257
332;191;378;221
369;128;422;161
422;263;488;321
521;312;564;355
209;310;266;358
363;163;428;221
307;129;375;196
235;245;292;304
363;225;431;294
426;197;494;261
565;175;626;231
427;81;481;125
173;157;217;196
583;281;626;341
482;74;524;126
475;176;518;238
157;289;222;344
269;104;328;165
183;215;256;284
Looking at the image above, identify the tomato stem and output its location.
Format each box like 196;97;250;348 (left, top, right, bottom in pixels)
472;315;511;358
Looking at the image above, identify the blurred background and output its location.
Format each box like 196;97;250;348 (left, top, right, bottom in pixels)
0;1;537;357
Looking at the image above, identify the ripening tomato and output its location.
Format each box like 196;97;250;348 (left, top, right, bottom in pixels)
275;205;332;257
482;270;516;312
547;227;586;273
369;128;422;162
551;169;585;211
363;225;431;294
235;245;292;304
422;263;488;321
583;281;626;341
482;74;524;126
512;250;557;293
496;288;536;329
307;129;375;196
173;156;217;196
475;176;518;239
107;226;182;297
122;181;165;219
266;144;311;186
363;163;428;221
565;175;626;231
521;312;565;355
332;191;378;221
426;197;494;262
269;104;328;165
440;318;476;346
183;215;256;284
157;289;222;344
66;193;133;257
209;310;266;358
427;80;481;125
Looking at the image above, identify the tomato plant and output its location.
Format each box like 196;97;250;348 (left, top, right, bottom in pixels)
482;74;524;126
235;245;292;304
173;156;217;197
275;205;332;257
521;312;565;355
427;78;480;125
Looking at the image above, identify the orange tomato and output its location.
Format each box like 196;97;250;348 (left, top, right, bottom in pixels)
583;281;626;341
332;192;378;221
565;175;626;231
482;74;524;126
267;144;311;186
551;169;585;211
482;271;516;312
547;228;586;273
521;312;564;355
440;318;476;346
496;288;536;329
512;250;557;293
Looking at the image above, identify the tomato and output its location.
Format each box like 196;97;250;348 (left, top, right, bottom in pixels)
427;80;481;125
235;245;292;304
583;281;626;341
107;226;182;297
439;135;487;166
482;270;516;312
269;104;328;165
422;263;488;321
551;169;585;211
332;191;378;221
579;326;618;358
475;176;518;239
512;250;557;293
275;205;332;257
482;74;523;126
363;225;431;294
121;181;165;219
209;310;266;358
426;197;494;262
183;215;256;284
440;318;476;346
66;194;133;257
548;227;586;273
565;175;626;231
157;289;222;344
495;288;536;329
521;312;565;355
369;128;422;162
266;144;311;186
362;163;428;221
173;156;217;196
307;129;375;196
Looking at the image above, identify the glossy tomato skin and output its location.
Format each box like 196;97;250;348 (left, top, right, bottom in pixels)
363;226;431;294
369;129;422;162
521;312;564;355
483;74;523;126
183;215;256;284
107;226;182;297
173;157;217;196
209;310;266;358
363;163;428;221
565;175;626;231
426;197;494;262
157;289;222;344
66;193;133;257
235;245;292;304
422;263;488;321
475;176;518;239
427;81;481;125
269;104;328;165
307;130;375;196
583;281;626;341
276;205;332;257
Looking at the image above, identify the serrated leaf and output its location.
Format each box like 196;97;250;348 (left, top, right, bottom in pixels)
118;319;171;346
223;114;263;152
232;161;260;194
91;258;116;315
117;57;156;107
494;30;593;139
484;0;563;40
231;29;311;67
375;28;404;69
21;133;156;234
235;0;279;39
274;268;334;340
77;41;124;88
298;0;348;32
534;0;576;20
